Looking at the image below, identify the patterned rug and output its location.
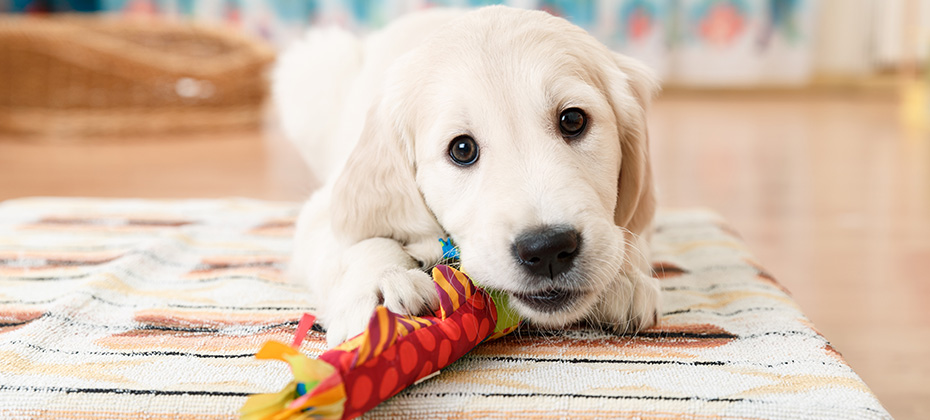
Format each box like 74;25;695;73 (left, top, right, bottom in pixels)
0;198;890;419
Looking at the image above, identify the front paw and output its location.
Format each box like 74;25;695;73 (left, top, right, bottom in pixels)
380;267;440;316
321;267;439;348
594;269;661;334
323;291;380;347
628;271;661;332
317;237;442;347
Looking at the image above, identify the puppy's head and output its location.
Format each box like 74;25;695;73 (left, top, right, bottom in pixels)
333;6;658;328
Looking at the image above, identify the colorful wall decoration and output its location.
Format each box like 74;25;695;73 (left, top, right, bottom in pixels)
1;0;820;86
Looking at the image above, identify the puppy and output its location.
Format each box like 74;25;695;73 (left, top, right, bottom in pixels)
275;6;661;347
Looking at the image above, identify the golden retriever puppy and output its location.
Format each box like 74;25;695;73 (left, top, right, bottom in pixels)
275;6;660;347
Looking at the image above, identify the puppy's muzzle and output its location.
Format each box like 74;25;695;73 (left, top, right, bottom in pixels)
512;225;580;279
510;225;582;313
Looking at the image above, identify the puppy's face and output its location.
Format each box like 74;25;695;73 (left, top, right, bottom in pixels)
413;70;625;326
334;7;657;329
400;10;647;327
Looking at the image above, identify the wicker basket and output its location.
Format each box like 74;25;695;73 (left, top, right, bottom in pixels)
0;15;275;137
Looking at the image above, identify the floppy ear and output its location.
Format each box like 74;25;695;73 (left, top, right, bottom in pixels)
330;96;443;246
606;53;660;237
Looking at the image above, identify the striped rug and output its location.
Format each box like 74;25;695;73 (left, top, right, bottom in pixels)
0;198;890;419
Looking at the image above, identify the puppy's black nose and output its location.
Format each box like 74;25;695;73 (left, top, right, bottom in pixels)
512;226;580;279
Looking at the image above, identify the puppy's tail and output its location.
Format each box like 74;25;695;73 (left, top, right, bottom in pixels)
272;26;362;181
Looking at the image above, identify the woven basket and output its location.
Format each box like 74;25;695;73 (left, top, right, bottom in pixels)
0;15;275;137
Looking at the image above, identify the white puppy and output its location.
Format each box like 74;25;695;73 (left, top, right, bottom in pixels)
275;6;661;347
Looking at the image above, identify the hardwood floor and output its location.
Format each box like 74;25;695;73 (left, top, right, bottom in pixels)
1;93;926;419
649;93;929;420
0;126;315;201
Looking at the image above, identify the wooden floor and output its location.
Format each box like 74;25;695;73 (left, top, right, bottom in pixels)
1;93;927;419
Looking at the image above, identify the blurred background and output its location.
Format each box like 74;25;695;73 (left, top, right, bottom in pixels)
0;1;928;418
4;0;929;86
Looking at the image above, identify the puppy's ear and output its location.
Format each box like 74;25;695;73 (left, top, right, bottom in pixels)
606;53;660;236
330;95;443;246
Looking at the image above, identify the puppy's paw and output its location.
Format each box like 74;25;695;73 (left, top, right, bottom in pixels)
404;238;446;268
593;268;661;334
627;271;661;332
319;237;442;347
322;267;439;348
323;292;379;348
380;268;440;316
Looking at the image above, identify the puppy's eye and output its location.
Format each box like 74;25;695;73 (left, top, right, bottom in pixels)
559;108;587;137
448;135;479;166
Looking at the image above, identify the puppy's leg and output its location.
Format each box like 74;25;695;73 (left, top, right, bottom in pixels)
403;237;448;268
628;267;661;331
593;267;660;333
323;238;439;347
593;231;661;333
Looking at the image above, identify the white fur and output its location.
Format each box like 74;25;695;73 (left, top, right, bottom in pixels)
276;6;661;347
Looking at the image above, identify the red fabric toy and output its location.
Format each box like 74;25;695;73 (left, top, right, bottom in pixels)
240;265;520;420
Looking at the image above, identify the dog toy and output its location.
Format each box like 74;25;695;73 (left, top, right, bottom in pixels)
240;264;521;420
438;237;460;260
